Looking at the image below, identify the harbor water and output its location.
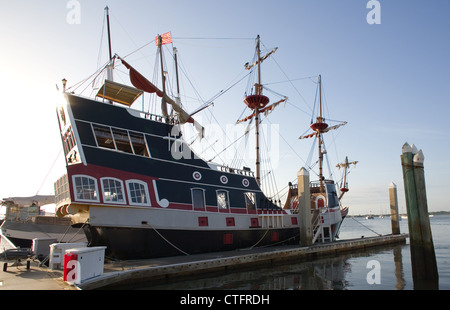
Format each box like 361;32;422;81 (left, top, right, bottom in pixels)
118;214;450;290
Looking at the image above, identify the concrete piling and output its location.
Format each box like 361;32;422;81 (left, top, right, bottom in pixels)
298;167;313;246
401;142;438;289
389;182;400;235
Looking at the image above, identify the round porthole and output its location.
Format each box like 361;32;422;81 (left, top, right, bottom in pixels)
242;178;249;187
220;175;228;184
193;171;202;181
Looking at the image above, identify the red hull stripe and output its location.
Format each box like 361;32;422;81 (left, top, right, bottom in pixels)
66;163;288;215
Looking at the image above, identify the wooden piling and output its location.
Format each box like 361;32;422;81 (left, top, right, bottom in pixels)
401;142;438;289
412;149;439;287
298;167;313;246
389;182;400;235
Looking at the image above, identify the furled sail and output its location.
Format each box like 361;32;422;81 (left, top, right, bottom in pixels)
120;58;163;97
299;121;347;139
236;98;286;124
119;57;204;138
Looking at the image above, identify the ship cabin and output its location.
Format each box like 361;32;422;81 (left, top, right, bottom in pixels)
54;81;284;223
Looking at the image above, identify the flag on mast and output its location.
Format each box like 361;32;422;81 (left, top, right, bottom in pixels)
155;32;172;45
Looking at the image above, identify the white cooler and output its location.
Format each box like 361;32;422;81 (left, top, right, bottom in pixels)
49;242;87;270
64;246;106;284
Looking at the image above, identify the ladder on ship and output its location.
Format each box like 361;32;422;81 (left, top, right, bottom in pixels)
311;214;332;244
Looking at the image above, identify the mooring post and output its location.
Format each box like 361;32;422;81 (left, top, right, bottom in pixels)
298;167;312;246
389;182;400;235
401;142;438;289
412;149;439;287
401;143;422;244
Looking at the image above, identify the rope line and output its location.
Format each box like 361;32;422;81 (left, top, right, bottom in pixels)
351;217;382;236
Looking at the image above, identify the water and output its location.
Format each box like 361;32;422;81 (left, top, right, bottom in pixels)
123;215;450;290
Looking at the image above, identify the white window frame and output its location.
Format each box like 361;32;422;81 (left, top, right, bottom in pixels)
72;175;100;203
244;192;257;211
128;130;151;157
100;177;126;205
191;188;206;210
125;179;151;206
216;190;230;210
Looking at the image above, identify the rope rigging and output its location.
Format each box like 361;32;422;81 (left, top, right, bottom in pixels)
65;30;355;210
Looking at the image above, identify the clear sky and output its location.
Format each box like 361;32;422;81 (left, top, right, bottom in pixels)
1;0;449;215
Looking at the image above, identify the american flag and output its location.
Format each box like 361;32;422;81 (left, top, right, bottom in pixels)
155;32;172;46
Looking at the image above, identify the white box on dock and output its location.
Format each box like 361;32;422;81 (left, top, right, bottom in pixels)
49;242;87;270
32;238;57;260
64;246;106;284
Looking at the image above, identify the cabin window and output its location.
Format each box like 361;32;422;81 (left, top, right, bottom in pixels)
245;192;257;211
101;178;125;204
92;124;150;157
73;175;99;202
216;190;230;210
112;128;133;154
191;188;205;210
326;184;339;208
92;124;115;149
316;196;326;209
126;180;150;206
54;174;69;204
129;131;150;157
62;126;77;155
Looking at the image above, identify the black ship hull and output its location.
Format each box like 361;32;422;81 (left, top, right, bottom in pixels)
55;93;306;259
84;225;299;259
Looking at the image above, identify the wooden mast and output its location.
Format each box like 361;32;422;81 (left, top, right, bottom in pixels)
255;35;262;186
300;75;350;193
317;74;325;190
243;35;275;186
336;156;358;200
105;6;113;82
173;47;181;102
158;35;169;121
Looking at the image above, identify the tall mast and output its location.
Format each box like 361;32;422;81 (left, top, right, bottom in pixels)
337;156;358;200
243;35;274;186
173;46;182;113
105;6;113;81
300;75;348;192
158;35;169;121
173;47;181;101
255;35;262;186
318;74;324;189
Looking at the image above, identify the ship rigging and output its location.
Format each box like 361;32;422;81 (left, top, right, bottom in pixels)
54;6;356;259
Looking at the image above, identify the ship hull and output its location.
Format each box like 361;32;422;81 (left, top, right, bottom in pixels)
84;224;299;260
83;204;300;259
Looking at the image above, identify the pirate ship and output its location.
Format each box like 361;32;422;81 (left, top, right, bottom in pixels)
54;7;352;259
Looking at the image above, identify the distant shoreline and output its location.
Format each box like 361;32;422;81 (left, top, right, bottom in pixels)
348;211;450;218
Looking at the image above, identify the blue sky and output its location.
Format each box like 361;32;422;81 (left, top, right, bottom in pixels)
0;0;449;215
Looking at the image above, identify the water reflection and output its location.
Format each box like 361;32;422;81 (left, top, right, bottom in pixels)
393;245;406;290
126;243;408;290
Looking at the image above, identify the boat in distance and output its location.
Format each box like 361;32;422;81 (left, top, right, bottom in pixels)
0;195;87;249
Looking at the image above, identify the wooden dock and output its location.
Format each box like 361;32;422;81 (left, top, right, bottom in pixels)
77;234;407;290
0;233;406;290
